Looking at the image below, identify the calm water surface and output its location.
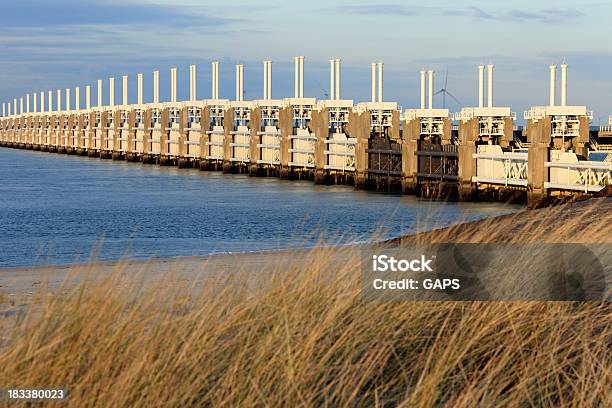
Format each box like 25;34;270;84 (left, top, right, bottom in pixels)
0;149;521;267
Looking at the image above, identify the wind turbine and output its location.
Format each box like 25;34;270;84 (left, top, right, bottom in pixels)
434;69;461;108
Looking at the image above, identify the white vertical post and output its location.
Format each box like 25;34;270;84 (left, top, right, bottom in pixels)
294;57;299;98
561;63;567;107
330;59;335;100
109;77;115;107
420;70;426;109
478;65;484;108
371;63;376;103
189;65;196;101
240;64;244;101
20;97;23;114
66;88;70;111
212;61;220;100
137;73;143;105
2;103;5;117
335;58;340;100
236;64;240;101
97;79;103;107
170;68;177;103
299;56;304;98
13;99;16;116
549;65;556;107
170;68;175;103
41;92;45;113
26;94;30;113
377;62;383;103
487;64;494;108
263;60;268;99
267;61;272;100
86;86;91;110
428;70;433;109
48;91;52;113
75;87;80;110
57;90;61;112
211;61;216;99
33;93;37;113
122;75;128;106
211;61;219;100
153;70;160;104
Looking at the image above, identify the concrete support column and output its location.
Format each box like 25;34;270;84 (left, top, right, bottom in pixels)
178;106;188;165
159;108;169;164
577;116;590;157
97;111;107;157
458;118;478;200
68;114;75;150
199;107;211;169
112;110;121;159
501;117;513;148
127;109;136;159
401;119;420;194
222;107;234;172
279;106;293;179
142;109;152;158
312;107;329;184
57;114;65;152
351;110;370;189
527;117;552;207
248;107;262;176
87;111;95;154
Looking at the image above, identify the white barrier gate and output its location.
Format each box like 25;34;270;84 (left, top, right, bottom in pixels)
546;150;611;193
472;145;528;186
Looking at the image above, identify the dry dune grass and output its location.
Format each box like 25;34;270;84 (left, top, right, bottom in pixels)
0;199;611;407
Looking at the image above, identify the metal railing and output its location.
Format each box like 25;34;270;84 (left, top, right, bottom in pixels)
472;149;528;186
545;160;611;193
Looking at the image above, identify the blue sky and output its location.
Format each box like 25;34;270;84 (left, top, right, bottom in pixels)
1;0;611;123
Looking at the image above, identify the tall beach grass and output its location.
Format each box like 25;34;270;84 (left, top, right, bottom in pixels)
0;199;610;407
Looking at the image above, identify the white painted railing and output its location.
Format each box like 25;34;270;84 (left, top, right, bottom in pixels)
545;156;611;193
472;145;528;186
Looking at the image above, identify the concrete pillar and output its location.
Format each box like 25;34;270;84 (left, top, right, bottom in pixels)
458;118;478;200
527;117;552;207
222;107;234;172
279;106;293;179
112;110;121;159
199;106;211;166
66;113;75;152
178;106;188;163
390;110;400;140
97;110;107;156
312;107;329;184
127;108;136;158
86;111;94;153
75;112;84;151
159;108;169;161
501;117;513;148
401;118;420;194
142;109;152;157
248;107;262;175
349;110;370;189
